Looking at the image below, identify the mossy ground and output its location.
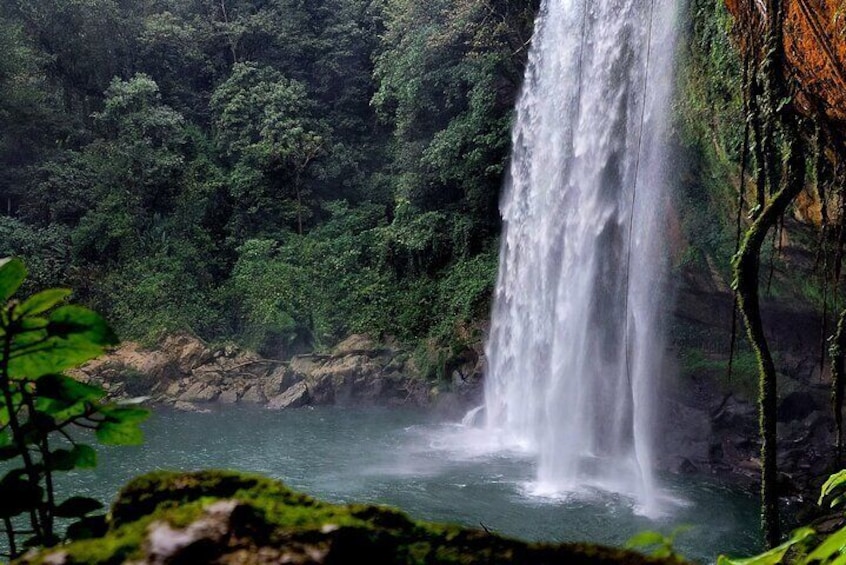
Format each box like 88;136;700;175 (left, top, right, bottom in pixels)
17;470;688;565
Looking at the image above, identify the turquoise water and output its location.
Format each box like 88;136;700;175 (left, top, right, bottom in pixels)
55;405;759;563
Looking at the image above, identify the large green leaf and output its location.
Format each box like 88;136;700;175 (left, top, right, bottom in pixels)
47;306;118;346
65;515;108;541
17;288;72;317
718;527;815;565
8;339;107;380
37;374;105;404
54;496;103;518
7;306;119;379
0;258;26;302
50;445;97;471
0;471;42;518
820;470;846;506
96;420;144;446
101;406;150;425
806;525;846;563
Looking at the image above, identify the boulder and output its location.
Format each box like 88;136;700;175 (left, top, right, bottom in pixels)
218;389;239;404
173;401;210;413
268;381;310;410
240;386;266;404
778;391;819;423
331;334;377;356
179;383;220;403
262;366;303;399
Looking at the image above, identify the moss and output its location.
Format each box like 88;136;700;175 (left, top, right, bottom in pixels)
18;470;691;565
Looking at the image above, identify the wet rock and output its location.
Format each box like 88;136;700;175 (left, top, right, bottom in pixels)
268;381;310;410
778;391;819;422
262;366;303;399
240;386;266;404
173;401;210;413
179;383;219;403
218;389;239;404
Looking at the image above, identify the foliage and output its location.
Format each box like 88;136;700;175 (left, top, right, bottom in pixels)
0;258;148;560
0;0;547;361
717;470;846;564
626;527;691;560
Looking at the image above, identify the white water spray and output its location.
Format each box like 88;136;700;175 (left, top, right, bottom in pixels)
483;0;678;509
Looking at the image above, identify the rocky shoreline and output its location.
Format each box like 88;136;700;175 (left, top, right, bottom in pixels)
74;321;838;506
73;333;476;414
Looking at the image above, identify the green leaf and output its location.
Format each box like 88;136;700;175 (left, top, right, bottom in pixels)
718;527;815;565
625;531;665;549
807;525;846;563
0;445;18;461
820;470;846;505
50;445;97;471
37;374;105;404
70;444;97;469
65;515;107;541
102;406;150;425
8;339;108;380
54;496;103;518
96;420;144;446
0;472;43;518
8;306;119;379
0;429;10;447
0;258;27;301
18;288;72;317
47;305;118;346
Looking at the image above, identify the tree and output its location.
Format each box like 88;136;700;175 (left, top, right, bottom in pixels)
211;62;329;238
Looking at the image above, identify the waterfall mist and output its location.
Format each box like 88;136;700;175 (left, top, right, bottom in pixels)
483;0;679;510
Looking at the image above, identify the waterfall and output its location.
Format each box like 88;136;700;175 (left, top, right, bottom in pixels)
483;0;678;508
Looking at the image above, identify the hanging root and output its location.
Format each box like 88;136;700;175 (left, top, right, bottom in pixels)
831;308;846;463
728;49;754;381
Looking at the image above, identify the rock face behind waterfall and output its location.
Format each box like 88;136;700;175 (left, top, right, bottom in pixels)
73;334;431;410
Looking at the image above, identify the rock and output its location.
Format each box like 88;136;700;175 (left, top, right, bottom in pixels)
778;391;819;422
173;401;210;413
240;386;266;404
332;334;377;356
218;389;239;404
290;354;327;376
268;381;310;410
161;334;214;374
164;381;182;398
179;383;219;403
674;458;698;475
262;366;303;399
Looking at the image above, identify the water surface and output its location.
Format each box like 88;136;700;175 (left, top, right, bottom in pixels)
58;405;759;563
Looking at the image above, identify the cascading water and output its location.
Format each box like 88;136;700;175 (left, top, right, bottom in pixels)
483;0;678;510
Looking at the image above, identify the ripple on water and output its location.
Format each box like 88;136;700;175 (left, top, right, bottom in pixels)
49;405;760;563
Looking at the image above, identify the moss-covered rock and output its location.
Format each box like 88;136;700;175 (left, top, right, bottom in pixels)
16;470;688;565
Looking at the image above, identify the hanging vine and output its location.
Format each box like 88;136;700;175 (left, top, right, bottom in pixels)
731;0;804;548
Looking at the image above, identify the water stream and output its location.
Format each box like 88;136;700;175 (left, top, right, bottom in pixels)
484;0;678;509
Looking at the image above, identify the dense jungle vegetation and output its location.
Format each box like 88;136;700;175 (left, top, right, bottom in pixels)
0;0;540;361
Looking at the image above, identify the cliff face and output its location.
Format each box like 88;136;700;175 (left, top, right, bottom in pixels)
725;0;846;130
